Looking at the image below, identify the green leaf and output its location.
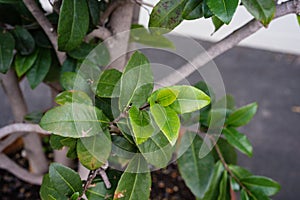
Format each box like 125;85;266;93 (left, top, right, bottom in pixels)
26;48;51;89
207;0;238;24
77;132;111;170
70;192;79;200
178;133;215;198
61;57;77;74
212;138;237;164
40;103;109;138
202;0;214;18
241;175;281;196
67;42;95;60
24;111;43;124
129;106;154;144
150;104;180;145
113;156;151;200
241;0;275;26
60;71;90;92
223;127;253;157
58;0;89;51
149;0;187;32
50;134;65;150
49;163;83;197
96;69;122;98
0;30;15;73
155;87;179;106
212;16;224;33
169;85;211;114
55;90;93;106
119;51;153;111
14;50;38;77
0;0;19;3
226;102;258;127
11;25;35;55
297;15;300;25
87;0;100;26
40;174;67;200
182;0;203;20
228;165;252;179
240;189;250;200
217;171;230;200
130;24;174;48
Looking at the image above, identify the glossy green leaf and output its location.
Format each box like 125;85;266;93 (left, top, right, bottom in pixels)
217;171;230;200
77;132;111;170
11;25;35;55
212;16;224;33
58;0;89;51
223;127;253;157
182;0;203;20
240;189;250;200
155;87;179;106
40;174;67;200
96;69;122;98
50;134;65;150
130;24;174;48
241;175;281;196
178;133;215;198
202;0;214;18
116;118;135;144
67;42;95;60
150;104;180;145
40;103;109;138
169;85;211;114
119;51;153;111
113;156;151;200
241;0;276;26
0;30;15;73
149;0;187;32
14;50;38;77
55;90;92;106
226;102;258;127
228;165;252;179
129;106;154;144
26;48;51;89
207;0;238;24
212;138;237;164
34;30;51;48
49;163;82;196
60;72;90;92
87;0;100;26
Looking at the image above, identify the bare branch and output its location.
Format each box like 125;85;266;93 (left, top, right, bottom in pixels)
0;123;50;139
99;0;128;26
0;132;24;152
0;153;43;185
157;0;300;88
85;27;112;42
22;0;66;65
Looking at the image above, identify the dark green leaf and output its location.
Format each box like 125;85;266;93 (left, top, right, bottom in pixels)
217;171;230;200
226;102;258;127
40;103;109;138
119;51;153;111
60;71;90;92
182;0;203;20
14;50;38;77
67;42;95;60
61;57;77;74
149;0;187;32
241;175;281;196
202;0;214;18
26;48;51;89
212;138;237;164
178;133;215;198
24;111;43;124
11;25;35;55
150;104;180;145
87;0;100;26
55;90;93;106
40;174;67;200
58;0;89;51
228;165;252;179
207;0;238;24
77;132;111;170
95;97;117;121
0;30;15;73
240;189;250;200
0;0;19;3
223;127;253;157
96;69;122;98
212;16;224;33
241;0;275;26
50;134;65;150
49;163;82;196
34;30;51;48
70;192;79;200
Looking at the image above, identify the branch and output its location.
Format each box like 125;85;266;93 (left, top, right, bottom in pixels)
0;132;24;152
99;0;128;26
0;153;43;185
157;0;300;88
84;27;112;42
22;0;66;65
0;123;50;139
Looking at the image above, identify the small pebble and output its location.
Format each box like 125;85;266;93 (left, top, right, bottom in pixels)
158;181;165;188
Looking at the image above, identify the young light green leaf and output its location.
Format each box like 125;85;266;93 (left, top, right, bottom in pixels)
49;163;83;197
119;51;153;111
96;69;122;98
77;132;111;170
212;16;224;33
207;0;238;24
55;90;93;106
178;133;215;198
40;103;109;138
150;104;180;145
223;128;253;157
40;174;67;200
217;171;230;200
149;0;187;32
155;87;179;106
26;48;51;89
0;30;15;73
113;156;151;200
241;0;276;26
241;175;281;196
129;106;154;144
182;0;203;20
226;102;258;127
11;25;35;55
58;0;89;51
169;85;211;114
14;50;38;77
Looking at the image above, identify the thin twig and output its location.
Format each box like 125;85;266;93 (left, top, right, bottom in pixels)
84;27;112;42
0;123;50;139
157;0;300;88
